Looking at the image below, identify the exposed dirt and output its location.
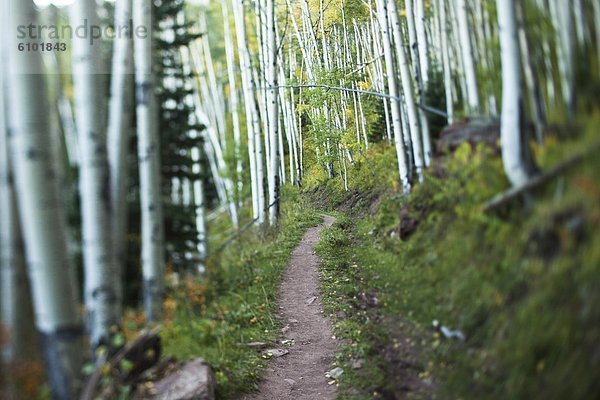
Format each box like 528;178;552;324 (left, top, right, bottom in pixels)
242;216;337;400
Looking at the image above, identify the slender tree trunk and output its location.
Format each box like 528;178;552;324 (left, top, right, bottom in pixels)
70;0;118;349
516;1;546;144
107;0;134;320
388;0;425;181
7;1;83;397
133;0;165;323
497;0;536;187
550;0;575;118
267;0;280;224
222;2;243;205
456;0;481;112
0;58;35;367
375;0;411;192
438;0;454;124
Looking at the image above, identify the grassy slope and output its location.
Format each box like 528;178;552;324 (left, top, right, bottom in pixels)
161;187;321;399
313;114;600;399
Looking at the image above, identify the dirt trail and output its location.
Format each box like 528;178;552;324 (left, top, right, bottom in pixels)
243;215;337;400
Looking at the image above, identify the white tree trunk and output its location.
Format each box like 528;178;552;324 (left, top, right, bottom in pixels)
107;0;134;320
414;0;430;85
70;0;118;348
456;0;481;112
388;0;425;181
133;0;165;323
497;0;535;187
7;0;82;396
222;2;243;205
375;0;411;192
0;62;34;365
267;0;280;224
438;0;454;124
232;0;263;221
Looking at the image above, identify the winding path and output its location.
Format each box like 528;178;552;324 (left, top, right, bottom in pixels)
243;215;337;400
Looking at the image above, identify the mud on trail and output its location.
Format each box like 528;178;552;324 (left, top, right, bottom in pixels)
243;215;337;400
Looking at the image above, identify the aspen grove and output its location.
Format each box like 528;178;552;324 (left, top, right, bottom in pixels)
0;0;598;399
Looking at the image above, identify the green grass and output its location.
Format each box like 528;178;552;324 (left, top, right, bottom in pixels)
313;114;600;399
161;186;321;399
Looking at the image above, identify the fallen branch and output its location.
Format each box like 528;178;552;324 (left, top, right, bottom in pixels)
80;328;162;400
484;143;599;212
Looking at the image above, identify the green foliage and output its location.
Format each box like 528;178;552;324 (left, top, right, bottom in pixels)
161;188;321;398
312;115;600;399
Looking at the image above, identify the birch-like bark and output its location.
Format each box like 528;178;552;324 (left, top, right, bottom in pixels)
497;0;536;187
232;0;264;222
456;0;481;112
388;0;424;181
0;59;34;366
414;0;429;85
7;0;82;396
70;0;118;348
438;0;454;124
516;1;546;143
549;0;575;117
133;0;165;323
222;2;243;205
375;0;410;192
267;0;280;224
107;0;134;319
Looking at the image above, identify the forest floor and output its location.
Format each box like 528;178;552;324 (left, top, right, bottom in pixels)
242;215;338;400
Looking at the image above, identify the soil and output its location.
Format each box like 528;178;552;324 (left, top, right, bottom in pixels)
242;215;337;400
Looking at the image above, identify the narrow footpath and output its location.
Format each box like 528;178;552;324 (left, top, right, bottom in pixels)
243;215;337;400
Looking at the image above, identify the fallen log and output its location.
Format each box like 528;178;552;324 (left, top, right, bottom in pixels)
484;142;600;212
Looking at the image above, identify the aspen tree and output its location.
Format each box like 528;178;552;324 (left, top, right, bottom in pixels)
388;0;425;182
456;0;481;112
497;0;537;187
267;0;281;224
70;0;118;348
375;0;411;192
233;0;261;217
107;0;134;318
133;0;165;322
222;2;243;204
0;53;34;366
7;0;82;396
437;0;454;124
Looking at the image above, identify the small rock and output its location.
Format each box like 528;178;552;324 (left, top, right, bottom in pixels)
288;319;299;324
306;296;317;305
136;358;216;400
281;325;290;334
284;378;296;386
264;349;289;358
281;339;295;346
326;367;344;379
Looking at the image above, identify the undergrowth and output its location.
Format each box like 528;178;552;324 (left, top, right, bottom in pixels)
161;187;321;399
314;113;600;399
